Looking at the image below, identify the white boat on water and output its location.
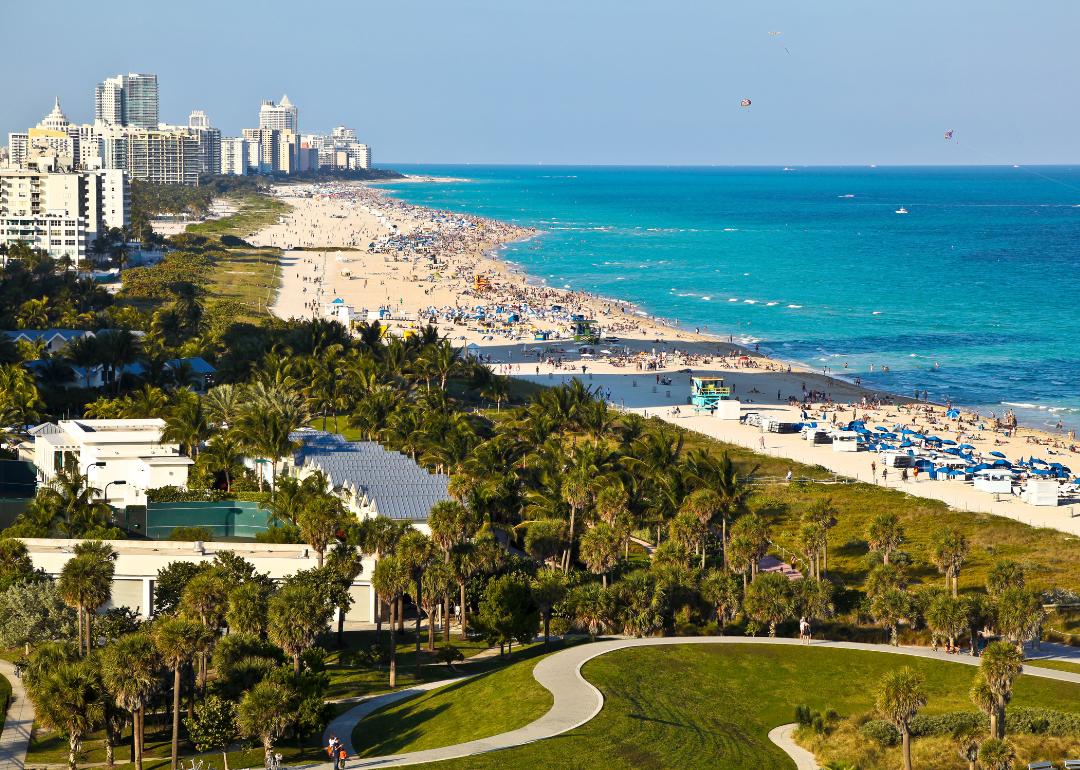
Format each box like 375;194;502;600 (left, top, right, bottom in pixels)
896;207;908;214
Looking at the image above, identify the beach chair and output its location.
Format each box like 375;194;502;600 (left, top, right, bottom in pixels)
1064;761;1080;770
1028;762;1054;770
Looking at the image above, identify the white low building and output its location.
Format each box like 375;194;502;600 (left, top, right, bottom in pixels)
35;418;192;505
19;539;376;621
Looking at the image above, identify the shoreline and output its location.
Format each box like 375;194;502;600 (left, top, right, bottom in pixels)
249;181;1076;452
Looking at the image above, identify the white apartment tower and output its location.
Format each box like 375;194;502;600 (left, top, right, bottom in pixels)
187;112;221;175
259;95;298;133
220;138;248;175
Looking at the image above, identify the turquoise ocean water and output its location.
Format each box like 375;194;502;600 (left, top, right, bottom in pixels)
375;165;1080;433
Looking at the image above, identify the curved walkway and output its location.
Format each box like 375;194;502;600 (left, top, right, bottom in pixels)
325;636;1080;769
0;659;34;770
768;724;819;770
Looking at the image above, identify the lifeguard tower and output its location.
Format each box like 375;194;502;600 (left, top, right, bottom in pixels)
690;377;731;411
570;315;599;343
474;275;491;291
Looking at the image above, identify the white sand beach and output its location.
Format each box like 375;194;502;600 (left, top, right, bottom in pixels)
249;180;1080;527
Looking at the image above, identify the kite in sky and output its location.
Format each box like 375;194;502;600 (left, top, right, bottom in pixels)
944;130;954;139
741;100;751;107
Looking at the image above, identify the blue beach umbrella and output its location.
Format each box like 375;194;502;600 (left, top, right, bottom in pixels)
989;451;1006;458
960;444;975;450
946;409;960;418
941;439;957;446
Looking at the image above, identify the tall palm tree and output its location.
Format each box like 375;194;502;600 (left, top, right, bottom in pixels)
236;681;293;764
371;554;411;687
58;551;114;656
32;659;105;770
530;568;567;651
267;583;331;676
200;432;244;492
995;587;1046;652
803;496;837;574
867;511;905;565
480;376;511;412
579;523;621;588
97;329;142;396
700;569;742;634
297;478;348;568
930;526;970;597
226;583;271;637
162;397;208;459
980;641;1024;739
978;738;1017;770
398;530;437;678
744;572;793;637
154;617;205;770
101;633;161;770
561;463;594;573
203;384;244;426
876;666;927;770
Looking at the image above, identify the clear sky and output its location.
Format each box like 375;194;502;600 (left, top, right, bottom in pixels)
3;0;1077;166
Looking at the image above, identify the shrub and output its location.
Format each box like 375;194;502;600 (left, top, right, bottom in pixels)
168;526;214;542
909;711;984;737
812;715;826;734
825;708;840;724
256;524;304;544
859;719;900;747
795;705;812;726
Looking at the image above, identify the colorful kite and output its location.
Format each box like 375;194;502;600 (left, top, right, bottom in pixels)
741;100;752;107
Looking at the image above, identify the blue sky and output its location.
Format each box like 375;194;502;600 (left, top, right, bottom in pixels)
3;0;1077;166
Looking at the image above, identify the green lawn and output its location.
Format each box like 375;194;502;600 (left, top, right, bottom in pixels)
204;249;282;316
186;194;291;239
352;647;554;756
365;643;1080;770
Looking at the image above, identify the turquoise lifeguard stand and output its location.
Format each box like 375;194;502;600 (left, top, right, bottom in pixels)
571;316;599;343
690;377;731;410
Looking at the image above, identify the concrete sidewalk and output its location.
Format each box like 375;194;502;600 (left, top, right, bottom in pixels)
0;659;34;770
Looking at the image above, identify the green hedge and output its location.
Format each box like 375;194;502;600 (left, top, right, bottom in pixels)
147;486;269;504
0;671;11;733
868;708;1080;741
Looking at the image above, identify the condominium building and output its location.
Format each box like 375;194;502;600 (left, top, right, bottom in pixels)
8;99;79;171
220;138;248;176
242;127;278;171
307;126;371;170
95;74;159;129
259;95;298;133
124;131;200;186
0;168;129;263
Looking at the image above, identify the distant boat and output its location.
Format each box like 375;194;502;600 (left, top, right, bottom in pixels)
896;207;908;214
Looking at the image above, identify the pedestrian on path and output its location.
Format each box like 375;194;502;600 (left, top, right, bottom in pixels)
759;436;765;450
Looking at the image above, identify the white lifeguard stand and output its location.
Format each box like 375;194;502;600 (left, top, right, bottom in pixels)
831;431;859;452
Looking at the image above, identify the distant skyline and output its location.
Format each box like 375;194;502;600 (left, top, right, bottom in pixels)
3;0;1077;166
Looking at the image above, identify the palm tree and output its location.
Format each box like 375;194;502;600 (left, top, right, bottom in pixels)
399;530;437;679
615;570;663;638
579;523;621;588
419;561;455;651
561;464;594;573
33;659;105;770
480;376;511;412
163;397;208;459
930;526;970;597
297;473;348;567
203;384;244;426
803;496;837;574
154;617;205;770
569;582;611;642
101;633;161;770
744;571;794;637
729;513;770;582
995;587;1045;651
432;340;462;389
259;473;307;527
226;583;271;636
428;500;479;632
179;572;227;690
876;666;927;770
63;337;100;390
700;569;742;634
236;681;294;763
926;594;970;652
530;568;567;651
872;587;909;646
713;452;747;568
980;641;1024;739
371;554;411;686
798;576;835;630
978;738;1017;770
267;583;331;676
866;511;905;565
58;550;115;656
668;511;706;567
97;329;142;396
986;560;1026;597
952;724;981;770
200;432;244;491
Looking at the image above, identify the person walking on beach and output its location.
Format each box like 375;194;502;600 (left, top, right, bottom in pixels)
882;468;888;485
759;436;765;451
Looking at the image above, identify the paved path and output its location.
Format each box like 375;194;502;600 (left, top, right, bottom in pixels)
768;724;819;770
315;637;1080;769
0;659;33;770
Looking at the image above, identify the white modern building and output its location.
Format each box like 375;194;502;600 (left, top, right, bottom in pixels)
0;167;128;262
19;539;377;621
305;126;371;170
259;95;298;133
34;419;193;506
220;137;248;175
186;112;221;175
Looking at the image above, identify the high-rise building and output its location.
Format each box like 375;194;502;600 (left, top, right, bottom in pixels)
259;95;298;133
220;138;248;176
242;127;278;172
0;168;128;264
125;131;200;186
186;112;221;175
306;126;371;170
95;74;159;129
